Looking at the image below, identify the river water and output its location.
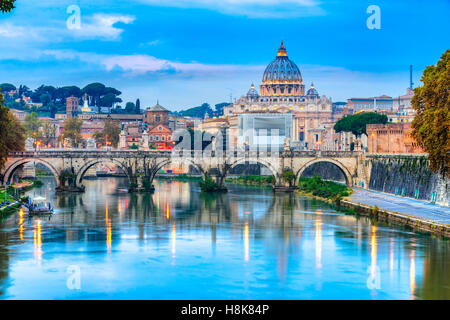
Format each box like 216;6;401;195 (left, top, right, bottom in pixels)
0;177;449;299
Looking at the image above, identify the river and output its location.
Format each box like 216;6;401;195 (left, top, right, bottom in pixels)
0;177;448;299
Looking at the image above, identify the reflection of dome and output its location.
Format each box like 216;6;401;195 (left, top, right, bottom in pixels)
246;83;259;98
262;41;302;82
306;83;319;96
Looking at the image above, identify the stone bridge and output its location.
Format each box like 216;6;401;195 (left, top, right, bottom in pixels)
1;149;369;192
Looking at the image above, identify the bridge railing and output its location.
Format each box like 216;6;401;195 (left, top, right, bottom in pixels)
8;149;362;159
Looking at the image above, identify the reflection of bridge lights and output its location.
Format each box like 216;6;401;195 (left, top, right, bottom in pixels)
18;208;24;241
315;216;322;269
106;202;112;252
410;249;416;297
244;222;249;262
370;226;377;277
33;219;42;261
166;202;170;220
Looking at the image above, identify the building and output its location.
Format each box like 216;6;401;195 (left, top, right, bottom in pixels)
9;108;27;121
149;123;173;149
145;102;169;127
78;113;143;122
347;95;393;113
367;123;423;153
393;88;415;115
66;96;79;119
223;41;340;150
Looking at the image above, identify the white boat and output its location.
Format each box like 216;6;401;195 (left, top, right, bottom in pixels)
27;196;54;215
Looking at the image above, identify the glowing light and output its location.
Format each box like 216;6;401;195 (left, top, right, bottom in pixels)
370;226;377;277
106;202;111;252
244;221;249;262
315;215;322;269
166;202;170;219
410;249;416;297
33;219;42;261
18;208;24;241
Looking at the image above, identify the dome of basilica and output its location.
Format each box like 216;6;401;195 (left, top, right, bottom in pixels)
262;41;302;83
246;83;259;98
306;83;319;96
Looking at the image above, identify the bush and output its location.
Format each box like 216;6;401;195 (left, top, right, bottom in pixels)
199;175;222;192
282;170;295;186
298;176;352;201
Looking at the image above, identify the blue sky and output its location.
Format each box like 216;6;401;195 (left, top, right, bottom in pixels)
0;0;449;110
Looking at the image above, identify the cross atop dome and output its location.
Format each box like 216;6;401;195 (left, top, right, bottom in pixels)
277;40;287;57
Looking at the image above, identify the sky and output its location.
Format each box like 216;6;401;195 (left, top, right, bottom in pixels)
0;0;449;110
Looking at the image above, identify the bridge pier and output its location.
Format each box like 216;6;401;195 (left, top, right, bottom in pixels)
272;175;297;193
134;175;155;193
211;174;228;192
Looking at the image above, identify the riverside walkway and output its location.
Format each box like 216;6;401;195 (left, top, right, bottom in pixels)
346;188;450;225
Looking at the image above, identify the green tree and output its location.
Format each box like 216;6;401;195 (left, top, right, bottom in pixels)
135;98;141;114
93;118;121;147
61;117;84;147
334;112;387;137
282;170;295;187
100;92;118;110
40;120;56;147
0;0;16;13
125;102;136;113
0;92;24;170
215;102;231;116
82;82;106;106
411;49;450;178
40;93;51;106
23;112;42;138
0;83;16;92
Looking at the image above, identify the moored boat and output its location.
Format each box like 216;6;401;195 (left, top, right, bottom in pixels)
26;196;54;215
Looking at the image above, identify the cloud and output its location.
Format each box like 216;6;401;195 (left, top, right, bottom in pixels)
139;40;161;47
70;14;135;40
0;13;135;42
136;0;325;18
31;50;264;78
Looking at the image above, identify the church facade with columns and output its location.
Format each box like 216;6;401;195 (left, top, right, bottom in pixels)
224;41;342;150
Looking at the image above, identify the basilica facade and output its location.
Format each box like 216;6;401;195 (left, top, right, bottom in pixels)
223;41;340;150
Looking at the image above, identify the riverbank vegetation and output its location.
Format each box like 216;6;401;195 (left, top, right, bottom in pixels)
297;176;353;202
157;174;202;181
199;175;226;192
225;175;274;186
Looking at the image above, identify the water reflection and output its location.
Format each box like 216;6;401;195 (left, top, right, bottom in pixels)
33;219;42;262
0;177;448;299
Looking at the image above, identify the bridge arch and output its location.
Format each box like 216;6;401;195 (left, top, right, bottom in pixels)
227;158;279;179
75;159;131;187
159;157;206;178
2;158;60;186
295;158;353;187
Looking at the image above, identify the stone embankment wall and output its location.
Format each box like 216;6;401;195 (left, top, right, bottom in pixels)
368;155;449;206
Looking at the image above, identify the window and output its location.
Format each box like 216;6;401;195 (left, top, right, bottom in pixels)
155;116;161;123
161;136;165;141
150;136;153;141
155;135;159;141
